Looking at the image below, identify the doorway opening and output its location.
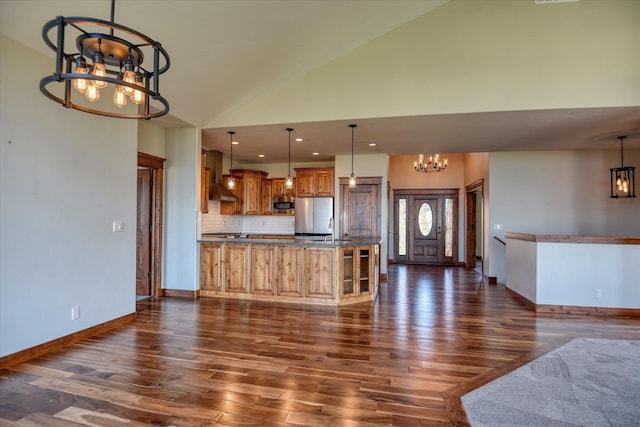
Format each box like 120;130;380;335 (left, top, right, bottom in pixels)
393;189;459;265
137;153;164;301
465;179;484;275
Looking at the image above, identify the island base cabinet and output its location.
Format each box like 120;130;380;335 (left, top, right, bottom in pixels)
304;247;336;299
200;243;222;291
250;245;274;295
225;244;249;293
340;246;378;302
277;245;303;297
199;242;378;305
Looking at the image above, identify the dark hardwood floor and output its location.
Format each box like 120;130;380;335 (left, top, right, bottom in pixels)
2;265;639;426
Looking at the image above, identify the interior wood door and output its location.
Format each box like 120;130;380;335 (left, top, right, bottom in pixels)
136;168;152;295
339;177;381;239
410;197;440;263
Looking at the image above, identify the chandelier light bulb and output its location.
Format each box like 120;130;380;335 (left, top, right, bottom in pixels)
130;74;145;104
113;85;128;108
73;59;89;94
91;61;108;89
85;84;100;102
122;69;136;95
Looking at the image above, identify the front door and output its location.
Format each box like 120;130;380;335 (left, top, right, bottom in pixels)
136;168;152;295
411;197;440;263
394;190;458;264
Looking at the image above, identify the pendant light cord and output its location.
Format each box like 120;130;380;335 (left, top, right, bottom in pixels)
349;124;357;175
228;131;235;171
286;128;293;177
619;136;625;168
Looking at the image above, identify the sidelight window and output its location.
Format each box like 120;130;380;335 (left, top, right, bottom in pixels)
398;198;407;256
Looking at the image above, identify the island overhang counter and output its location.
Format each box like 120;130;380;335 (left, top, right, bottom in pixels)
198;236;381;305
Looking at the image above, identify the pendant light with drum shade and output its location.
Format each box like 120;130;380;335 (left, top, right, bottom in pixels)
227;131;235;190
286;128;294;190
349;124;357;188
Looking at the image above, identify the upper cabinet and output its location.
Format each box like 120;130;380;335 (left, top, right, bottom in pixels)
272;178;296;198
261;178;272;215
221;169;268;215
200;150;209;213
294;167;334;197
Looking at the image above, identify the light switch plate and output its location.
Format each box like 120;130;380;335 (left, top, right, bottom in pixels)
113;220;124;232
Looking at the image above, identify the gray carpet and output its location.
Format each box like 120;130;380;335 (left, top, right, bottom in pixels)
461;338;640;426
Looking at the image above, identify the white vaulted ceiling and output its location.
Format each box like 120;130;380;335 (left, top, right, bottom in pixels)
1;0;639;163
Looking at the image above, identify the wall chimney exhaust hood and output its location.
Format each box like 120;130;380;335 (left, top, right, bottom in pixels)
205;150;238;202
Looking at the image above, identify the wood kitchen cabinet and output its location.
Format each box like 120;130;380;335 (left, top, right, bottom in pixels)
199;241;378;304
277;245;303;297
304;246;335;299
250;245;275;295
238;170;266;215
220;175;243;215
221;169;267;215
200;150;209;213
272;178;296;198
294;167;334;197
225;244;249;293
261;178;272;215
340;245;378;299
200;243;222;291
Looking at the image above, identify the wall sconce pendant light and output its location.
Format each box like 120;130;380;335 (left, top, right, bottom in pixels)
228;131;236;190
349;124;357;188
40;0;170;119
610;136;636;198
414;153;448;173
285;128;294;189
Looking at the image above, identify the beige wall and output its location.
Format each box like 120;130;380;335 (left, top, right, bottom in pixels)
208;0;640;128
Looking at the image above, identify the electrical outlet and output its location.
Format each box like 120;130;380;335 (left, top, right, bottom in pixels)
113;220;123;232
71;306;80;320
494;224;503;230
596;289;603;299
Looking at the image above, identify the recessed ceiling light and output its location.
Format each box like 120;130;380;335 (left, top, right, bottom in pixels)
258;154;265;158
368;143;377;147
312;152;319;156
232;141;239;145
296;138;303;142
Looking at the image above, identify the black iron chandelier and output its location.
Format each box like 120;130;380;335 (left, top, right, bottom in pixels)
610;136;636;198
40;0;170;119
414;153;448;173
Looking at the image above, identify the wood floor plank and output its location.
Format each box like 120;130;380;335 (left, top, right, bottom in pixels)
2;264;639;425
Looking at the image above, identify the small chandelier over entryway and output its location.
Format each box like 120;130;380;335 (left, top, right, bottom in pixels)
40;0;170;119
414;154;448;173
610;136;636;198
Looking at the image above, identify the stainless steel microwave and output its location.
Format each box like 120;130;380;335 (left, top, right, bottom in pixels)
273;201;295;210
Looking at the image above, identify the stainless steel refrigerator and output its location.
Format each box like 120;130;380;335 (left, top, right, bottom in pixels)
294;197;334;236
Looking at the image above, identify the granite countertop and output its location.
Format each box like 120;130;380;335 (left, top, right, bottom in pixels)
198;234;382;247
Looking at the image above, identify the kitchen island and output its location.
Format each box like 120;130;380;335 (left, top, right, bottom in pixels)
198;235;381;305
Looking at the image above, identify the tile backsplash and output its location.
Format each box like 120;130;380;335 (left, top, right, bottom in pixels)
201;200;294;235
